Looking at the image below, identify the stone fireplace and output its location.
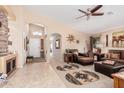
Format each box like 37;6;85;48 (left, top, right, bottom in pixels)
0;11;9;56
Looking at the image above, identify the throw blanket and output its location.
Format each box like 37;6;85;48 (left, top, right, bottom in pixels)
0;73;7;87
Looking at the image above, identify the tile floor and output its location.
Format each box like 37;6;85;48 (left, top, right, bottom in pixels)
3;58;113;88
4;62;66;88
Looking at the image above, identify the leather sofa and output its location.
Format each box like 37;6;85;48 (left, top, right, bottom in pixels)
65;49;94;65
95;50;124;77
102;50;124;63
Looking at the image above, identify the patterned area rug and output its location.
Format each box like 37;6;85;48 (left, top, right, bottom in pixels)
65;70;99;85
50;59;113;88
56;63;79;71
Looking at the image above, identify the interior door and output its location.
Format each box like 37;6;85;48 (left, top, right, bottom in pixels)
29;38;41;57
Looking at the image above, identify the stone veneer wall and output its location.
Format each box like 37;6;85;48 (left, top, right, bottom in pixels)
0;12;9;56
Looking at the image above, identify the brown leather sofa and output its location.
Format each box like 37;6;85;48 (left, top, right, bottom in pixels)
95;50;124;77
102;50;124;63
77;51;94;65
65;49;94;65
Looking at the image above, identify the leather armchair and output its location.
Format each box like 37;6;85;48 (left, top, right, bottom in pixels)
73;51;94;65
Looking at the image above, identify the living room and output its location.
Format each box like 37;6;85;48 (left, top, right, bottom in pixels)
0;3;124;91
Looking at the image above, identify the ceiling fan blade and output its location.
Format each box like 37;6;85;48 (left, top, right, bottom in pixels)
78;9;88;15
75;15;86;19
90;5;103;13
92;12;104;16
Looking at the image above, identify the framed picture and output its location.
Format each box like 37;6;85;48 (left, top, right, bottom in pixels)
106;35;108;47
25;37;29;51
0;21;2;27
24;38;26;50
55;39;60;49
112;31;124;48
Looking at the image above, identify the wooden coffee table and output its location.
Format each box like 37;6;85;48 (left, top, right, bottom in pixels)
112;72;124;88
64;53;73;63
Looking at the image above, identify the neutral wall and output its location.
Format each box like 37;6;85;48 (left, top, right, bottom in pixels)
25;10;90;62
51;34;61;60
8;6;28;68
99;26;124;53
8;5;90;66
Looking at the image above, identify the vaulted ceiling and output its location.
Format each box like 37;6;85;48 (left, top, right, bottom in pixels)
24;5;124;34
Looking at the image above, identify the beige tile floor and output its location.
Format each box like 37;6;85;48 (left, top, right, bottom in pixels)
3;59;113;88
3;62;66;88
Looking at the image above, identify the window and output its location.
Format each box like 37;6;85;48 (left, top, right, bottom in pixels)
32;31;42;36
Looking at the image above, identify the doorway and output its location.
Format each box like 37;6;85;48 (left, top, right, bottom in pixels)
50;33;62;60
27;23;46;62
29;38;41;57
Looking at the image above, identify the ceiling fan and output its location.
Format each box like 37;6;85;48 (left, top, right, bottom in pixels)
76;5;104;20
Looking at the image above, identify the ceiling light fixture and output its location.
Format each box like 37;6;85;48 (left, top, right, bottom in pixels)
107;11;114;15
32;31;42;36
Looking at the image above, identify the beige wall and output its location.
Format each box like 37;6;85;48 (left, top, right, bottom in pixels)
25;10;90;62
8;5;90;67
50;33;62;60
99;26;124;53
8;6;28;68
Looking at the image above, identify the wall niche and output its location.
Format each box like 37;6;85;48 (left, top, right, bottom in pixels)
0;12;9;56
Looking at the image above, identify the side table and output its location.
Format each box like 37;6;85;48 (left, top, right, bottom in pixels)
64;53;73;63
112;72;124;88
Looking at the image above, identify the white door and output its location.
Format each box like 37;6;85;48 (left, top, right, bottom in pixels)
29;38;41;57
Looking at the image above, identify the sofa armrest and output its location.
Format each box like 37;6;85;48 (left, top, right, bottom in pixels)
78;53;88;57
101;53;105;57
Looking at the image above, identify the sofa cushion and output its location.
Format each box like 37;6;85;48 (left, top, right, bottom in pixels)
106;53;112;58
79;57;94;61
102;60;115;66
110;53;120;59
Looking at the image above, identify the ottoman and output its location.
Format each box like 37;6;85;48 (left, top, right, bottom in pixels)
94;61;124;77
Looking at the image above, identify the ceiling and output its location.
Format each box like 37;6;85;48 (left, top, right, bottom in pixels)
24;5;124;34
0;5;16;20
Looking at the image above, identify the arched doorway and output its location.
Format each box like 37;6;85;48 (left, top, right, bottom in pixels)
50;33;62;60
27;23;47;62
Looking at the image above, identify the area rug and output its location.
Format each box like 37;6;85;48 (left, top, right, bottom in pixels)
56;63;79;71
65;70;99;85
50;59;113;88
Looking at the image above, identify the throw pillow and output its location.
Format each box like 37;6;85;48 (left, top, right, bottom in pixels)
105;53;108;58
73;51;78;55
102;60;115;66
110;53;120;59
105;53;111;58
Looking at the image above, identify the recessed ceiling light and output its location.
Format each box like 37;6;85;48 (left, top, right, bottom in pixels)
107;11;114;15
